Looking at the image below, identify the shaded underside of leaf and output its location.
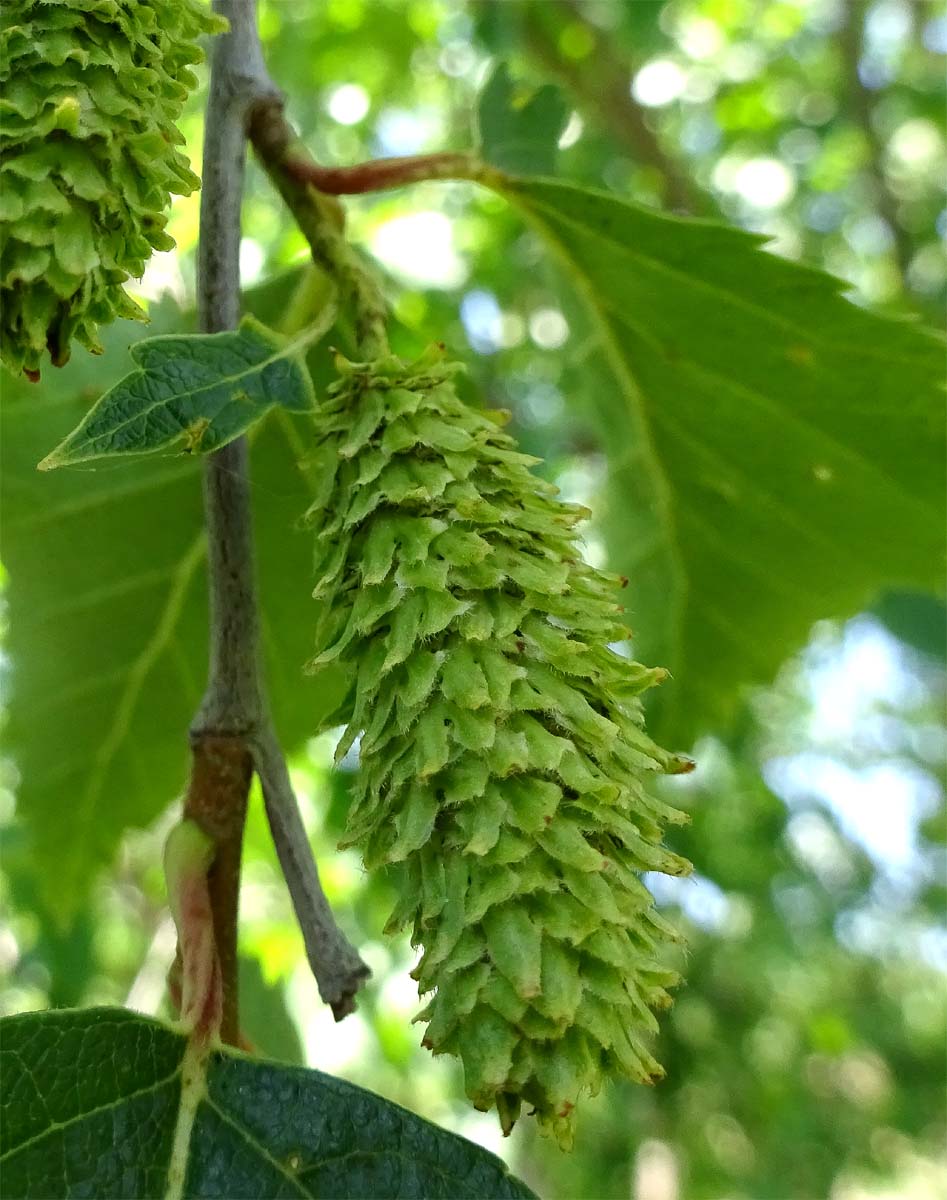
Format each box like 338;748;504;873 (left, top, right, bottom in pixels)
1;297;347;923
499;177;946;747
0;1007;536;1200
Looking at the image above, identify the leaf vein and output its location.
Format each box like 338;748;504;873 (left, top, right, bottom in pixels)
63;532;206;896
517;189;941;366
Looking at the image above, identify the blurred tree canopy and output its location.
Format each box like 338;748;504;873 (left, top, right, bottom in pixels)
1;2;944;1199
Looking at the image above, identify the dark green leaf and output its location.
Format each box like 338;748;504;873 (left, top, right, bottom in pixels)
499;177;946;746
0;1007;536;1199
39;316;319;469
873;589;947;662
2;296;347;923
476;64;569;177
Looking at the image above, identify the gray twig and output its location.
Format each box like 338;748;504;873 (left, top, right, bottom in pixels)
195;0;280;733
252;728;371;1020
189;0;369;1024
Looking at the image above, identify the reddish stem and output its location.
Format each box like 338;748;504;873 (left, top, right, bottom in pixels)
177;865;224;1042
182;735;253;1046
282;151;480;195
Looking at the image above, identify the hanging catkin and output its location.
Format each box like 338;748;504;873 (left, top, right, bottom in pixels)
0;0;224;376
307;347;692;1147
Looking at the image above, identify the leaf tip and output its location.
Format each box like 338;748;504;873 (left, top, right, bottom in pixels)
36;449;65;472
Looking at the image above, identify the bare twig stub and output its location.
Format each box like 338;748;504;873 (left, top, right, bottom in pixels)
181;0;369;1040
253;729;371;1020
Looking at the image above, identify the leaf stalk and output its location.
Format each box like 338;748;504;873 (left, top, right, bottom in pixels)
248;96;399;358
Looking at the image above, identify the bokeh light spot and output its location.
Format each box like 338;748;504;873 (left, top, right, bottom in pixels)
327;83;370;125
370;212;466;288
734;157;796;209
632;59;687;107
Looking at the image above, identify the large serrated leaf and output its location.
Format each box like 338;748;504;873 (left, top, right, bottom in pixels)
499;177;946;747
1;294;347;923
0;1007;536;1200
39;315;319;469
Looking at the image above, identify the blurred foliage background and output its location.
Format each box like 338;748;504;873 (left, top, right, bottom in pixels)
2;1;945;1198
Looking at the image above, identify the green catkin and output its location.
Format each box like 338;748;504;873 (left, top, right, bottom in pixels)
308;347;693;1148
0;0;224;377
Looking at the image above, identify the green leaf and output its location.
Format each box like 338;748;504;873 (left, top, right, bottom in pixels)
0;1007;536;1200
38;315;320;469
873;589;947;662
476;64;569;177
1;293;347;923
498;177;946;746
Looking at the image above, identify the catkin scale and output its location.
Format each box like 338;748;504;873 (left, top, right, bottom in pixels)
308;347;693;1146
0;0;224;376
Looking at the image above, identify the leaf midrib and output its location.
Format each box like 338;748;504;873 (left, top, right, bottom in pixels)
504;192;689;684
596;293;939;519
517;186;940;366
60;531;206;899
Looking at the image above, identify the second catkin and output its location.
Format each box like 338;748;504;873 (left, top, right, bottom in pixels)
0;0;224;377
306;346;693;1147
